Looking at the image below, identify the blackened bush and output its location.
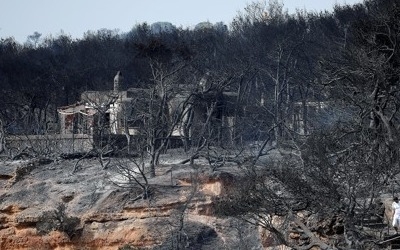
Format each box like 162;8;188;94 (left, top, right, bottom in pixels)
36;203;81;238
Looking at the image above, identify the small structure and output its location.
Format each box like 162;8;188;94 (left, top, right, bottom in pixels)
57;71;137;136
291;101;329;135
57;71;240;151
6;72;240;156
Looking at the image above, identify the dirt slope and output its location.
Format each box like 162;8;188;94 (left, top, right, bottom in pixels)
0;154;266;249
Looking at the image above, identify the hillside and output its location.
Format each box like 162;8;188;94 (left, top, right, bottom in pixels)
1;146;399;249
0;151;267;249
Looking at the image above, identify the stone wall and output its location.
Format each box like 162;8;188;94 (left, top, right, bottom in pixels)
6;134;93;156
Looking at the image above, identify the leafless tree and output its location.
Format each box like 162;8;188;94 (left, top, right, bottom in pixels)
109;154;151;200
71;91;120;172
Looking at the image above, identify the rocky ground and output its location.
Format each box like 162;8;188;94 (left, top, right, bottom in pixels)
0;150;269;250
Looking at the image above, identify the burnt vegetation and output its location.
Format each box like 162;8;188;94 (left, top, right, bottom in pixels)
1;0;400;248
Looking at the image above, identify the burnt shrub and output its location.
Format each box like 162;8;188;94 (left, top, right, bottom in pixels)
36;203;81;238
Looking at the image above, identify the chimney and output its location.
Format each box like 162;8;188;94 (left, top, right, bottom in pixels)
113;71;123;92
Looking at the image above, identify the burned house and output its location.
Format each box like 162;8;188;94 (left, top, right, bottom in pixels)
5;70;327;157
290;101;330;135
56;71;240;151
58;71;127;136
